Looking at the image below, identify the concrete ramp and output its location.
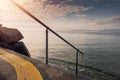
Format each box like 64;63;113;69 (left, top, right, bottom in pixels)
0;48;44;80
0;48;76;80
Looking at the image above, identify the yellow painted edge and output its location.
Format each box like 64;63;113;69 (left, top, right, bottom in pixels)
0;49;44;80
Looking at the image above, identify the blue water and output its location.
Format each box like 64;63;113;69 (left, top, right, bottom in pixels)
21;30;120;75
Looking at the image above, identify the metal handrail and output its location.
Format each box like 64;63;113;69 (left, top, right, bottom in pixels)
11;0;84;74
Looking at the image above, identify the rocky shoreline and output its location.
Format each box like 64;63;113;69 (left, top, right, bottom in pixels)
38;57;120;80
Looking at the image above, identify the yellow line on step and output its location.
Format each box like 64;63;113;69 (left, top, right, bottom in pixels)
0;49;44;80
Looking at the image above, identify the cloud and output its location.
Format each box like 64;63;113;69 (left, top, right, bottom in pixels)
105;16;120;24
74;13;86;17
39;0;74;4
83;16;120;30
51;16;120;30
97;16;120;26
19;0;92;19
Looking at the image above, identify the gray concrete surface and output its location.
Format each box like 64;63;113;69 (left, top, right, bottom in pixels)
0;48;76;80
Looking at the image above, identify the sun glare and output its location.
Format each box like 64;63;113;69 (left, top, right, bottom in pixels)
0;0;26;12
0;0;10;11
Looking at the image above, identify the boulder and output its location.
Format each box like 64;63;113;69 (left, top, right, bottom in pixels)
0;42;13;50
0;25;23;44
0;24;2;28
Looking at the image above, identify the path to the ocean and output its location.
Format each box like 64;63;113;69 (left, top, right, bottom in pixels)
0;48;78;80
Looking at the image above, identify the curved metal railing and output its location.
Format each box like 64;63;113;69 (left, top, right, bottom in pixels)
11;0;84;74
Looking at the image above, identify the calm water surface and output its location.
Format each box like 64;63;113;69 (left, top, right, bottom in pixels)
21;29;120;75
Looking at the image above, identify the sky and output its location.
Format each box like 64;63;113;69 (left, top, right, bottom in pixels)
0;0;120;31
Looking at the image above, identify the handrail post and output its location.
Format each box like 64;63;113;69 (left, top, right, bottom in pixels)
76;49;79;74
10;0;85;74
46;28;48;64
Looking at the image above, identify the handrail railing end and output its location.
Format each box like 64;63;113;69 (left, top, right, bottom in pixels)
78;50;84;59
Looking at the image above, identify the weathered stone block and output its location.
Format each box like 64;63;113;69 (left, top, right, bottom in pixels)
0;25;23;43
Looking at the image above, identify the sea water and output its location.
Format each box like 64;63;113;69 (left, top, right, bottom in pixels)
21;29;120;76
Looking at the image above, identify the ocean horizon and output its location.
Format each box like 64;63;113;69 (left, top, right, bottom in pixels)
21;29;120;76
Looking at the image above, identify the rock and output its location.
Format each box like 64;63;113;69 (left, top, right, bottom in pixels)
0;26;23;44
0;42;13;50
0;24;2;28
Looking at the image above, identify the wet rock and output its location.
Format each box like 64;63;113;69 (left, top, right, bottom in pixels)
79;69;85;72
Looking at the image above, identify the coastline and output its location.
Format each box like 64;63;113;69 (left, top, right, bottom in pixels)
38;57;120;80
